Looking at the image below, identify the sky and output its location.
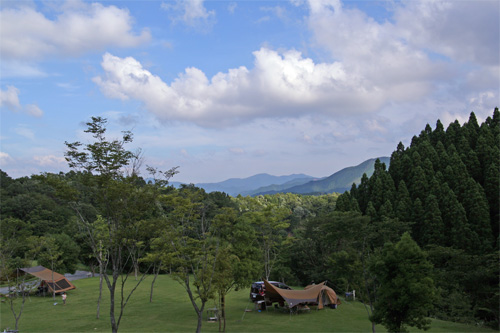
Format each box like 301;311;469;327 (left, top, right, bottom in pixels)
1;0;499;183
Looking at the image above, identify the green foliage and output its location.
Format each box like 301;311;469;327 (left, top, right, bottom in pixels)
370;233;435;333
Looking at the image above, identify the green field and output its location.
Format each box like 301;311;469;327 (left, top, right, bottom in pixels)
0;275;495;332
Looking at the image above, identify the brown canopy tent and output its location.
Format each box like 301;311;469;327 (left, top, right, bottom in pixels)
263;280;340;309
304;283;341;309
20;266;76;293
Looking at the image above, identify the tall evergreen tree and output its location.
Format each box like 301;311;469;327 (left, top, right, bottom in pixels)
422;195;445;246
431;119;446;146
438;183;472;251
395;180;412;222
462;179;493;252
484;161;500;243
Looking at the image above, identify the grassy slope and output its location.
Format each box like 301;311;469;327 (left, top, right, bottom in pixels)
0;275;494;332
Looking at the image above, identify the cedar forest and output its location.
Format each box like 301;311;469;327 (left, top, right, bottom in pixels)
1;108;498;332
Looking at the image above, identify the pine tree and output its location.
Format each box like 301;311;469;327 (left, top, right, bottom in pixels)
410;166;428;202
438;183;473;251
465;111;480;150
357;173;370;214
484;162;500;243
395;180;412;222
412;198;425;245
431;119;446;146
366;201;377;221
379;200;394;219
422;195;445;246
434;141;449;172
389;142;406;187
462;179;493;252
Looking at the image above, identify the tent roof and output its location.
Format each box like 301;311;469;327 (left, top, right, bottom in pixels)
20;266;76;293
264;280;325;308
305;283;341;308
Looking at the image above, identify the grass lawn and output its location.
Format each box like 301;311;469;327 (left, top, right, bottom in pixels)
0;275;495;332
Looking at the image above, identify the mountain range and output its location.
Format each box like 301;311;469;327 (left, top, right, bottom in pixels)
170;156;390;197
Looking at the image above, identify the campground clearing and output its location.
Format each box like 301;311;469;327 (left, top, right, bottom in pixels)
0;275;495;332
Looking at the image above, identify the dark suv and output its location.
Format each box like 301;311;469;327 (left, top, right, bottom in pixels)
249;281;291;303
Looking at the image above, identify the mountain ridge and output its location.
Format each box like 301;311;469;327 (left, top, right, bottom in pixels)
251;157;390;195
170;157;390;196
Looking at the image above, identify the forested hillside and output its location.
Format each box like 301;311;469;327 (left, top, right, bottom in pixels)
334;108;499;326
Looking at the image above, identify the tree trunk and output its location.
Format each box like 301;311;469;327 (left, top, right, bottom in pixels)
110;282;118;333
97;245;103;319
196;310;203;333
150;263;160;303
97;264;103;319
90;262;95;277
221;293;226;332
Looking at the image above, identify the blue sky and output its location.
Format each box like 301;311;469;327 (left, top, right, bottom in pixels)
1;0;499;183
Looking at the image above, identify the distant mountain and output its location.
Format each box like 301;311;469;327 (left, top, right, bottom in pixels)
171;173;315;197
169;157;390;196
251;157;390;195
241;176;323;196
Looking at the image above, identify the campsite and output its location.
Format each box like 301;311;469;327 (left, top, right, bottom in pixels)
0;274;495;332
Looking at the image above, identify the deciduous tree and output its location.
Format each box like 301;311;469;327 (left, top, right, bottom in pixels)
370;232;435;333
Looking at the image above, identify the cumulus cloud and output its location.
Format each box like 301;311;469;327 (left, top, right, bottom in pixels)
0;1;150;61
306;0;449;93
305;0;498;123
161;0;215;30
91;0;497;133
0;86;44;117
93;49;399;127
0;86;21;110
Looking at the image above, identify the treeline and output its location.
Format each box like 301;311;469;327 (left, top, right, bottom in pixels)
0;171;337;278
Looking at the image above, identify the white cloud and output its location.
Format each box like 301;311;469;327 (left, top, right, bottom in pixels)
33;154;66;167
0;1;150;61
260;6;289;23
161;0;215;30
94;0;499;129
0;86;21;110
0;152;14;166
306;0;447;92
93;48;403;127
0;61;47;78
0;86;44;117
25;104;43;117
304;0;499;124
394;0;499;66
14;126;35;140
